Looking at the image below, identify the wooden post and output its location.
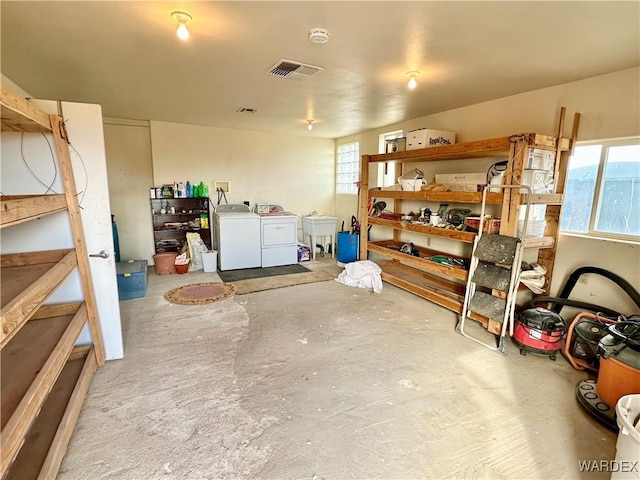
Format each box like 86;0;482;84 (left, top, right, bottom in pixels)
538;111;581;294
359;154;370;261
50;115;106;366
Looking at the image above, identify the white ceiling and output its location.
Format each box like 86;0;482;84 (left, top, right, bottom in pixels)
1;1;638;139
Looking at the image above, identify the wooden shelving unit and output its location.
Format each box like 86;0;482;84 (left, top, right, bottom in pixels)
0;86;105;479
359;111;580;332
151;197;212;253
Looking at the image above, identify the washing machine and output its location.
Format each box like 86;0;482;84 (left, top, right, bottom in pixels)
256;205;298;268
213;204;261;271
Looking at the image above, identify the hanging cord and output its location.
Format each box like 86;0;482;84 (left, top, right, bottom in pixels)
19;132;59;194
216;187;228;206
67;141;89;208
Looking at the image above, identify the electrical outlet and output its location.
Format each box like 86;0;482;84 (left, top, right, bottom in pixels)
215;181;230;193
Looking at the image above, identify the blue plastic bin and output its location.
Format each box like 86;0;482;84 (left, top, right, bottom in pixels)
116;260;148;300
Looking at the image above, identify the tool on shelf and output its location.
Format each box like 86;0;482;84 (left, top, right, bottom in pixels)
456;184;532;354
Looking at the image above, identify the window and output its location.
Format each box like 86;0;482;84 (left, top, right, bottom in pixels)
560;138;640;240
336;142;360;195
377;130;404;187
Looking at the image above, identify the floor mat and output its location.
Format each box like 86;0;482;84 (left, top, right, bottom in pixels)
165;282;237;305
233;270;335;295
218;264;310;282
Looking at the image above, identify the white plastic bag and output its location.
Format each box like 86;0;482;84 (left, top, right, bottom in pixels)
186;232;208;271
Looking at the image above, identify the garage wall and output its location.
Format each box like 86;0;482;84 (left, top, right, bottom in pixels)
150;121;336;243
336;67;640;313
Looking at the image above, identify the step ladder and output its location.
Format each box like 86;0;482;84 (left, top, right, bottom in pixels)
456;184;531;353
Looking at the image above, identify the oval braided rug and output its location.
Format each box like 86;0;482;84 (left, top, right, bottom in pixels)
164;282;237;305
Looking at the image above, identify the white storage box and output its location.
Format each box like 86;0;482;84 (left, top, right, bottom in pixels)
435;173;485;192
521;169;555;194
407;129;456;150
526;148;555;171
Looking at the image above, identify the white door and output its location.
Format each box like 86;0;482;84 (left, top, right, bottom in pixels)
0;99;124;360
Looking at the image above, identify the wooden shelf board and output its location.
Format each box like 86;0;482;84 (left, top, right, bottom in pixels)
367;137;512;163
1;195;68;228
368;217;476;243
367;190;562;205
4;348;96;480
523;237;555;249
0;87;52;133
368;190;504;204
368;240;469;281
0;303;87;476
378;260;489;327
365;133;569;164
0;249;78;347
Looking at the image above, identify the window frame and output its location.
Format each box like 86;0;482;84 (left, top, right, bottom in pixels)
336;141;360;195
560;136;640;243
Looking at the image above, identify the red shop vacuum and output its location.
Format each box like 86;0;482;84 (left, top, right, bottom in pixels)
512;307;566;360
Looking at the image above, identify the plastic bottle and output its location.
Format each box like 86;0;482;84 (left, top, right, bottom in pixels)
192;183;200;198
186;181;192;198
199;181;209;198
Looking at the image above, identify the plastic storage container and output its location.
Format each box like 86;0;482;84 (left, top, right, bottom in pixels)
153;252;177;275
116;260;148;300
612;394;640;480
518;219;546;238
202;251;218;272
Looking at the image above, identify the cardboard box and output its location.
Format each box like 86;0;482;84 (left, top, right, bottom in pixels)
464;217;501;234
116;260;148;300
521;169;555;193
526;148;555;171
407;129;456;150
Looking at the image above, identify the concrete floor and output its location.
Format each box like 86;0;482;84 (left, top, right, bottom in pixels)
59;256;617;479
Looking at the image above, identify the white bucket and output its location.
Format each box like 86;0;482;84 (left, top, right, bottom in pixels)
202;251;218;273
612;394;640;480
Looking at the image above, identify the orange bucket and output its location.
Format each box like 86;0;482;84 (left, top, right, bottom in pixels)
597;356;640;408
175;263;189;274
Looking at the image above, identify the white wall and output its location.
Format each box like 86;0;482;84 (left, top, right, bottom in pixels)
150;121;336;242
103;118;155;263
336;67;640;314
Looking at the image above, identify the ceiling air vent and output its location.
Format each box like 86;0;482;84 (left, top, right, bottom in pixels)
267;59;323;78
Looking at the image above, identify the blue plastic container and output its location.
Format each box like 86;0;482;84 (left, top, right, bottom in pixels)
337;232;359;264
116;260;148;300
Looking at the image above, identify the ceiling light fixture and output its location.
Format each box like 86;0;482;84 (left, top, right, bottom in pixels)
307;120;314;131
309;28;330;45
171;11;192;40
406;71;419;90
